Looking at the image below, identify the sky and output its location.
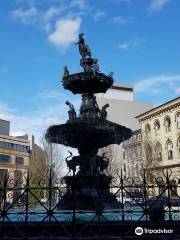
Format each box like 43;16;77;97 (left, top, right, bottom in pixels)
0;0;180;142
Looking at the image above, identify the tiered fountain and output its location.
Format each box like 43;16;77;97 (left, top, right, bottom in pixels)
46;33;132;210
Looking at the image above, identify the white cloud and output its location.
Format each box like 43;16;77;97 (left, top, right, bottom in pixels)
70;0;87;10
48;17;81;50
118;37;145;50
118;42;129;50
0;103;75;143
135;74;180;95
38;90;65;100
44;6;60;22
11;6;38;24
0;90;81;142
112;16;132;24
148;0;172;12
0;101;14;118
175;87;180;95
93;10;106;21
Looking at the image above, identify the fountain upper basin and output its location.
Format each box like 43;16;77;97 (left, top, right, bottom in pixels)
46;119;132;151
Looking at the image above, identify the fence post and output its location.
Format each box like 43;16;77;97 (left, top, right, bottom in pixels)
72;168;76;239
2;172;8;223
25;171;30;223
48;167;53;222
120;169;124;222
166;170;172;221
143;169;148;222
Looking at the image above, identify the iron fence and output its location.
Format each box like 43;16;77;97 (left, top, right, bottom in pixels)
0;168;180;239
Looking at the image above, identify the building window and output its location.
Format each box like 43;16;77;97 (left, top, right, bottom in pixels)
166;140;173;160
176;113;180;129
155;142;162;162
123;151;126;160
0;154;11;163
136;164;139;175
145;124;151;137
137;146;142;157
134;146;138;158
15;157;24;166
164;116;171;132
154;120;160;135
0;141;30;153
0;169;9;183
145;144;152;166
177;137;180;153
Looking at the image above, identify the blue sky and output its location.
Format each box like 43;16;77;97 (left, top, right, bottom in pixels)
0;0;180;141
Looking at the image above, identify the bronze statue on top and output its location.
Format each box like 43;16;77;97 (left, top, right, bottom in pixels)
76;33;91;59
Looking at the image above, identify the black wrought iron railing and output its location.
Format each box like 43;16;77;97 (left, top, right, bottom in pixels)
0;169;180;224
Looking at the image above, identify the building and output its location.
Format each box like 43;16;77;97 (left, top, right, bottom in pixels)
0;119;10;135
96;83;153;176
136;97;180;177
122;129;144;178
0;119;47;204
0;120;30;183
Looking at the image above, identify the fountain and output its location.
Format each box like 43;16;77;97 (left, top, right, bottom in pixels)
46;33;132;210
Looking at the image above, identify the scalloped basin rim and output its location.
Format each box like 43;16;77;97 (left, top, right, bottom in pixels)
46;120;132;148
63;72;113;94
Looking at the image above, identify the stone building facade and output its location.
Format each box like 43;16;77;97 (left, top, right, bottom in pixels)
136;97;180;176
122;129;144;178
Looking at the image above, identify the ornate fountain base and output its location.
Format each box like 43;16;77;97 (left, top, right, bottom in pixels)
59;175;119;210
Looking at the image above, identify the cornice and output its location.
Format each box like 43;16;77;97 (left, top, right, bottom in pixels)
137;100;180;123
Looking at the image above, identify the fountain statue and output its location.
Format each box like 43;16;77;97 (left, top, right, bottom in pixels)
46;34;132;210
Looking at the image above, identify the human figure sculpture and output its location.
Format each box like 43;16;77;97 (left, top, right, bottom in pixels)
92;59;100;75
80;94;100;120
100;104;109;120
63;66;69;79
76;33;91;59
65;101;77;121
81;58;100;74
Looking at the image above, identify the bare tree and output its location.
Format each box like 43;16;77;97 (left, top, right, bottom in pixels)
41;136;66;179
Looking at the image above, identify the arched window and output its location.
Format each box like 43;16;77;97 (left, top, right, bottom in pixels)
145;144;152;166
15;157;24;166
145;124;151;137
177;137;180;153
136;164;139;175
154;120;160;135
164;116;171;133
175;112;180;129
137;145;142;157
154;142;162;162
166;139;173;160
